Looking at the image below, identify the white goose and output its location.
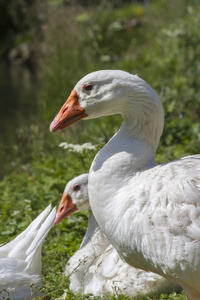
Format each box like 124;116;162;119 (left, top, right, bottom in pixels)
50;70;200;300
54;173;181;297
0;204;56;299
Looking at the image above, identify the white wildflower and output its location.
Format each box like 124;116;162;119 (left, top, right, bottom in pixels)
24;199;31;203
7;287;16;292
11;210;20;216
162;28;185;37
59;142;97;153
25;204;32;211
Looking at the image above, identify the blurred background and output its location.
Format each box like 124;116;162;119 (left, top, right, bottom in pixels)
0;0;200;298
1;0;200;179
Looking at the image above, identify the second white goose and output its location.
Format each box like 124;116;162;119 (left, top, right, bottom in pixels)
54;174;181;297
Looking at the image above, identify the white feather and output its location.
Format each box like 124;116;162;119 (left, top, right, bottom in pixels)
0;204;56;299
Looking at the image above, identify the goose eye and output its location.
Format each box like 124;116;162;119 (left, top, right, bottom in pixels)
82;84;93;91
73;184;80;191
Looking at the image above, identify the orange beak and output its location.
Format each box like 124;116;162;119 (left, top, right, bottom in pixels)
53;192;78;226
50;90;88;133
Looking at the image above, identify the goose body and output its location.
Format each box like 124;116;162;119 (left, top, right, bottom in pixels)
0;204;56;299
50;70;200;299
54;174;181;297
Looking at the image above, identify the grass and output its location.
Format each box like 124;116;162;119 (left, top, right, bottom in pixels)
1;0;200;298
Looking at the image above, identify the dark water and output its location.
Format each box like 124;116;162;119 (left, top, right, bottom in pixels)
0;63;39;178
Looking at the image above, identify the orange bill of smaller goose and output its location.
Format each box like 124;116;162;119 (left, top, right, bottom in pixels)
53;192;78;226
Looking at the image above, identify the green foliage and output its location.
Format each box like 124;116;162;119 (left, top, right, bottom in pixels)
0;0;42;59
159;291;187;300
1;0;200;299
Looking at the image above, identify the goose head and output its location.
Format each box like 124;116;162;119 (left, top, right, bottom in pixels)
54;174;89;226
50;70;164;148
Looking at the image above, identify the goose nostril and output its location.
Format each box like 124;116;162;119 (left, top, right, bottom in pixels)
60;205;64;212
62;107;68;114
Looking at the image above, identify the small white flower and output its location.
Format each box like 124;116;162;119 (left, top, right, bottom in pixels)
11;210;20;216
163;28;185;37
59;142;97;153
25;204;32;211
7;287;16;292
24;199;31;203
